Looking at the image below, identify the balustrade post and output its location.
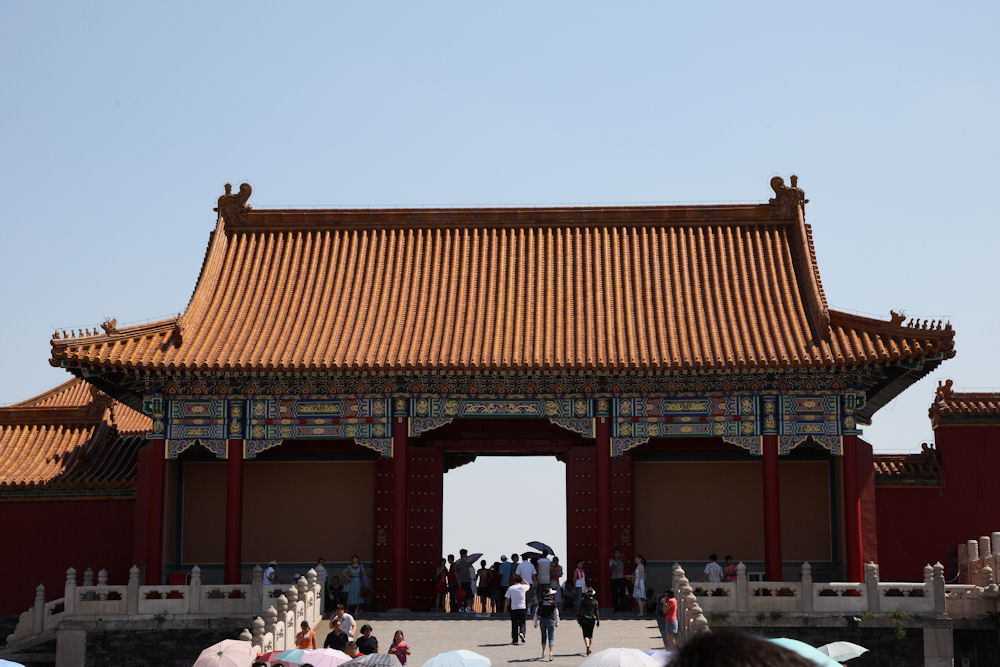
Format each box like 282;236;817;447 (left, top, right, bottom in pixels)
83;568;94;587
923;564;934;598
276;594;289;651
265;605;277;641
127;566;140;615
735;562;748;611
676;570;692;641
315;564;327;613
190;565;202;614
252;565;264;612
251;616;265;653
32;584;45;634
286;585;299;627
306;569;318;622
993;532;1000;576
933;562;946;614
801;562;813;612
97;569;108;587
64;568;77;616
239;628;252;641
864;562;879;613
967;540;980;584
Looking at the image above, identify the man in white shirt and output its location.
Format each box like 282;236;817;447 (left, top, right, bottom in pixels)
504;574;531;644
329;604;356;638
535;553;552;596
515;557;538;614
699;553;723;583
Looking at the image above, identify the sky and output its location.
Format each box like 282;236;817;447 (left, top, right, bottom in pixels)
1;3;998;562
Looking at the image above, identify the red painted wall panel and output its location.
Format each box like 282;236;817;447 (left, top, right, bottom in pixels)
406;446;443;609
372;456;395;609
566;445;598;586
1;499;135;614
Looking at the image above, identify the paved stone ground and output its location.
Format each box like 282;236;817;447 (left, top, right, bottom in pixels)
312;615;667;666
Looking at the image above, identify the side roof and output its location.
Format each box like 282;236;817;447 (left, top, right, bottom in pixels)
929;380;1000;426
0;378;150;499
50;179;954;385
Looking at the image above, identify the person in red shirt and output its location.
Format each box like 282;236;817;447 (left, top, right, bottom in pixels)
661;588;678;649
296;621;316;649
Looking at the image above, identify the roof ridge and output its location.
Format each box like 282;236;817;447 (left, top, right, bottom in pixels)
11;377;81;407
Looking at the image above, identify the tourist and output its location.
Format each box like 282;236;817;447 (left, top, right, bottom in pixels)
536;551;552;599
327;575;346;610
630;555;647;616
456;549;474;612
504;573;531;644
344;640;359;658
577;586;599;655
434;558;448;611
490;562;503;614
499;554;514;590
477;559;493;613
572;560;587;610
388;630;411;665
610;548;627;612
446;554;458;613
723;555;737;583
295;621;316;649
329;604;356;638
324;618;348;651
532;587;560;660
516;553;538;613
550;557;564;610
342;555;367;615
660;587;678;649
357;624;379;654
264;560;278;585
700;553;723;583
670;630;814;666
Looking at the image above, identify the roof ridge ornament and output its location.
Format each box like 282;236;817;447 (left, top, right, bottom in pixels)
215;182;253;225
936;379;954;401
769;175;809;218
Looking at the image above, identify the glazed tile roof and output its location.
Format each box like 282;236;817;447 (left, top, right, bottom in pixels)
873;446;942;486
0;379;150;498
50;190;955;376
929;381;1000;425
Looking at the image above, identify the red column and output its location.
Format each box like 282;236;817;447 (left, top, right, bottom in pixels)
392;417;409;609
224;439;244;585
145;439;166;585
762;434;782;581
596;418;612;607
842;434;863;582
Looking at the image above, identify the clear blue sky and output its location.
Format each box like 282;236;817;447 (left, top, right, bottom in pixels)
2;3;997;563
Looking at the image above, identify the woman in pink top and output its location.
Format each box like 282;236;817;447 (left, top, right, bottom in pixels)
388;630;411;665
661;587;678;649
573;561;587;611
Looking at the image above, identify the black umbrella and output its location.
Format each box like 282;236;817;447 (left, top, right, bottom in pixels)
527;541;555;555
522;551;544;561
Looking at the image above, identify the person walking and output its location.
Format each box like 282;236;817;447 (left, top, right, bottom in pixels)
723;555;738;583
550;557;564;610
324;618;348;651
456;549;474;612
536;551;552;597
295;621;316;649
446;554;458;613
357;624;379;654
577;587;600;656
504;574;531;645
699;553;723;583
532;588;560;661
477;559;493;613
329;604;356;638
388;630;411;665
609;548;627;612
516;554;538;614
572;561;587;610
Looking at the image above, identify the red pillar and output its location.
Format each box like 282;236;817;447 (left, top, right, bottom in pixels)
842;434;863;582
224;439;244;585
145;438;166;585
596;418;612;607
762;434;782;581
392;417;409;609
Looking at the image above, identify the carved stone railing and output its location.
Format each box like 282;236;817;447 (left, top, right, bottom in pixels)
5;563;327;651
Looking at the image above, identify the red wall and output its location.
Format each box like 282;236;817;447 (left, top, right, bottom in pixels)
1;499;135;614
876;423;1000;580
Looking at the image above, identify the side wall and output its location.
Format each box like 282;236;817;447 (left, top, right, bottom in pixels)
634;460;832;566
0;499;135;614
876;422;1000;580
175;460;375;566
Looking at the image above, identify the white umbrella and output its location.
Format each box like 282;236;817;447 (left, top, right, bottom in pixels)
580;648;660;667
192;639;255;667
421;649;491;667
818;641;869;662
301;649;354;667
644;649;676;666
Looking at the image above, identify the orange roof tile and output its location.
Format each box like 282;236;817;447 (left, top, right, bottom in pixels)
929;381;1000;425
50;197;955;375
873;447;942;486
0;379;150;498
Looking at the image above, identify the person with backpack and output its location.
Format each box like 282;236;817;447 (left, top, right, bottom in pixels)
577;587;600;656
532;587;560;661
